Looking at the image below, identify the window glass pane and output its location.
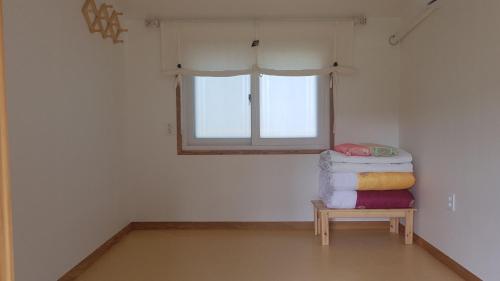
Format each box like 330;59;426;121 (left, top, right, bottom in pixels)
195;75;251;138
260;75;318;138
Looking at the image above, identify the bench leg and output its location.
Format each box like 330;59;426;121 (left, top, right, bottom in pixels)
314;207;319;235
321;212;329;246
390;218;399;234
405;210;414;245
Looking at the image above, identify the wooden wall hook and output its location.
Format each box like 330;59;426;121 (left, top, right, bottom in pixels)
82;0;127;43
82;0;101;33
98;4;113;38
106;10;127;44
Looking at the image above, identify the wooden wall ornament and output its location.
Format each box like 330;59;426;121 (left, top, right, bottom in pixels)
106;11;128;44
82;0;101;33
81;0;127;44
97;4;113;38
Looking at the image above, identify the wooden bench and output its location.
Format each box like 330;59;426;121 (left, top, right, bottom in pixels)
311;200;415;246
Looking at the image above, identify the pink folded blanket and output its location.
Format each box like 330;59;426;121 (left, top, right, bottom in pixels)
321;190;415;209
356;190;415;209
334;143;371;156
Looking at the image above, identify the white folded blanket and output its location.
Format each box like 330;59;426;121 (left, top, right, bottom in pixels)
330;173;358;189
321;191;357;209
321;150;413;164
320;162;414;173
332;150;412;164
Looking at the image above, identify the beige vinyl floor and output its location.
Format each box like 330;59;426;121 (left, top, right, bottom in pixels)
75;229;463;281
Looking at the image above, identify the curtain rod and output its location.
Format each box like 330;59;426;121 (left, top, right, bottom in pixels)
145;15;367;27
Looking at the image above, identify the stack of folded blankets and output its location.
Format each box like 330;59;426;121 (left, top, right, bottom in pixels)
319;143;416;209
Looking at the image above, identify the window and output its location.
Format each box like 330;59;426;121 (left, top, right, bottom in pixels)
194;75;251;139
164;20;353;154
180;73;330;153
259;75;318;139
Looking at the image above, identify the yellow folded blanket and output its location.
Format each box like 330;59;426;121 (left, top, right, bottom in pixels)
358;172;415;190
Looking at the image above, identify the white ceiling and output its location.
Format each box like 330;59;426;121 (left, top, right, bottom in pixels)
118;0;405;20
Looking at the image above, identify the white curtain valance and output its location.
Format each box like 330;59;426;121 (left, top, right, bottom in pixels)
161;19;355;77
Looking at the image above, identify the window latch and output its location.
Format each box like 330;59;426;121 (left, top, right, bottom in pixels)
248;94;252;103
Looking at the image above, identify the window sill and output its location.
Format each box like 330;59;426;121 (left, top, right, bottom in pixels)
177;148;324;155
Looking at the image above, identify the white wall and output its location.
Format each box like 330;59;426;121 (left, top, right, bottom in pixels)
3;1;129;280
120;0;404;19
122;18;400;221
400;0;500;279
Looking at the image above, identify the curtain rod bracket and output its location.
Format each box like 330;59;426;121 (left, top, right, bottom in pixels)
145;18;161;28
354;16;367;25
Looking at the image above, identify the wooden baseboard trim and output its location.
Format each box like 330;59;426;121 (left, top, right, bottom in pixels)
130;221;389;231
58;223;133;281
398;224;481;281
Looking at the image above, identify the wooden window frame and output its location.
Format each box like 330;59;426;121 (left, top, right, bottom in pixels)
176;78;335;155
0;0;15;280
